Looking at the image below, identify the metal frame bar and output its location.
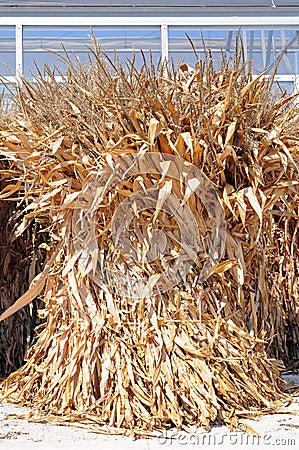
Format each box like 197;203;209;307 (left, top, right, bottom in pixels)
225;30;233;58
249;30;255;61
161;24;168;61
242;30;248;62
260;30;266;67
265;30;274;67
0;16;298;27
15;23;23;78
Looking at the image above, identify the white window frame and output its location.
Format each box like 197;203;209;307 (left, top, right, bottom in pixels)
0;15;298;92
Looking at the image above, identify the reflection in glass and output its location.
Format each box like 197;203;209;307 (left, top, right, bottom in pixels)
168;27;299;77
0;27;16;76
23;26;161;76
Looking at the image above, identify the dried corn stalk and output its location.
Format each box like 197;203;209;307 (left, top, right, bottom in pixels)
0;41;298;434
0;173;45;378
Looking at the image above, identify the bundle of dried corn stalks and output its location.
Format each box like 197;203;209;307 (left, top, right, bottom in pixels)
0;42;298;434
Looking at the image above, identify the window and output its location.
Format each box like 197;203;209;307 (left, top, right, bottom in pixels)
23;26;161;76
0;27;15;76
169;27;299;75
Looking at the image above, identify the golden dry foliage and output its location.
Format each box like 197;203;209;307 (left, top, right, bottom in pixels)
0;176;45;378
0;42;298;434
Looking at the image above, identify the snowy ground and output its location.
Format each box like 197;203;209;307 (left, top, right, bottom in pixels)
0;374;298;450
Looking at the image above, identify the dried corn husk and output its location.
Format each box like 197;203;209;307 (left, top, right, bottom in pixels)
0;41;298;434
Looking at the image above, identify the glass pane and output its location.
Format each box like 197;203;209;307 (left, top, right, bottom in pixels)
23;26;161;76
0;83;16;103
273;80;296;95
0;27;15;76
169;27;299;76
